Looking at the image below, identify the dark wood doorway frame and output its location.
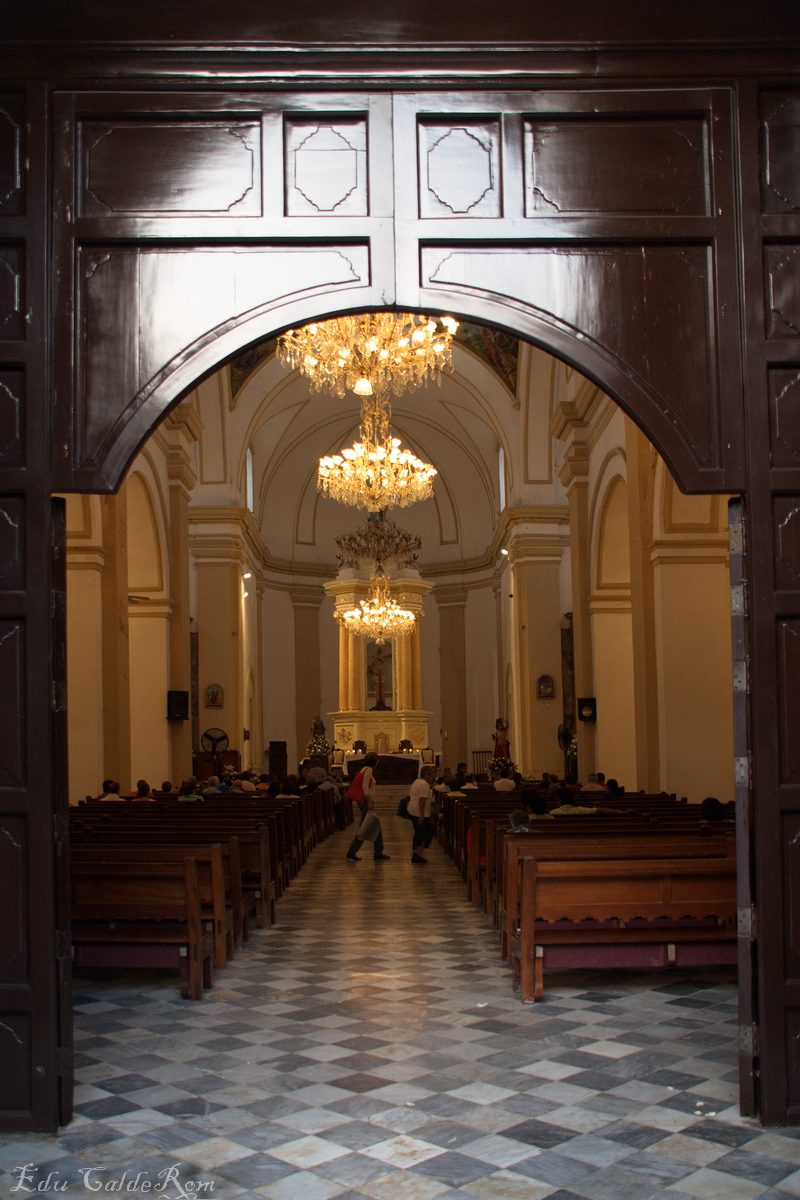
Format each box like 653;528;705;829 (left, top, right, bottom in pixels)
1;32;798;1130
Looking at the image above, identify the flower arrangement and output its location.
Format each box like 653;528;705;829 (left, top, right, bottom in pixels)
487;756;517;779
306;732;333;758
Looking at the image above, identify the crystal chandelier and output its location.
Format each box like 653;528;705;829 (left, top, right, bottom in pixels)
318;393;436;512
337;572;418;646
336;513;422;571
278;312;459;399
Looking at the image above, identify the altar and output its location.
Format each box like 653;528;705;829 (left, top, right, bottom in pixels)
325;566;434;756
345;752;432;785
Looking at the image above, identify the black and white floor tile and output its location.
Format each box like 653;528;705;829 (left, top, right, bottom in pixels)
2;789;798;1200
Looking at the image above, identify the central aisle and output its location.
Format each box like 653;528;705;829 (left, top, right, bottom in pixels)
1;789;770;1200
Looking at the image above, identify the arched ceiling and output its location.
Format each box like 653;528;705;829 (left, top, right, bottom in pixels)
230;343;530;568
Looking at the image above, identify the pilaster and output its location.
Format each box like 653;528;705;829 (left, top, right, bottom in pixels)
555;415;597;776
164;405;201;780
291;583;324;765
435;586;468;772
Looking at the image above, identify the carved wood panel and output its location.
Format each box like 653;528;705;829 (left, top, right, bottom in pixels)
770;368;800;473
75;243;369;470
0;496;23;589
0;245;24;339
285;118;367;216
0;817;27;983
766;246;800;338
762;92;800;212
0;94;23;215
526;117;708;215
81;120;262;216
422;243;719;468
0;367;23;466
0;620;24;787
778;621;800;787
419;120;500;217
0;1014;30;1114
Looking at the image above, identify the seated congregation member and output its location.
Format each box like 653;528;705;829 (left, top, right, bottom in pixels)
509;808;531;831
177;779;202;802
320;774;345;829
701;796;732;824
160;779;174;794
454;762;468;789
581;773;605;792
462;774;478;789
256;773;271;792
240;777;256;792
304;766;327;791
267;780;281;798
278;775;301;798
134;779;153;800
202;775;221;793
550;785;625;816
521;787;554;820
99;779;122;800
408;765;437;864
543;772;561;797
217;774;232;793
494;768;516;791
605;777;625;796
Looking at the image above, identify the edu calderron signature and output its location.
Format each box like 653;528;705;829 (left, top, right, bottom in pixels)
10;1164;215;1196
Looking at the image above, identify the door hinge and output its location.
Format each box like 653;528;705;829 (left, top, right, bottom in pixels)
735;756;751;787
732;661;748;692
738;905;756;940
739;1023;758;1056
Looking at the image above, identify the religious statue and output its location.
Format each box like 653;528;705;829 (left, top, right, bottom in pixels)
492;717;510;760
306;714;332;758
368;644;391;711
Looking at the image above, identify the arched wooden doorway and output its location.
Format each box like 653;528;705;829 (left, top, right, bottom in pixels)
1;56;797;1131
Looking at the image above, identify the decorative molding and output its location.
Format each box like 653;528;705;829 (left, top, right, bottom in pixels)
165;400;204;443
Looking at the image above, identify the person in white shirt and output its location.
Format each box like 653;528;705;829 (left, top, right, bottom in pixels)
550;786;625;816
408;765;436;863
493;768;516;791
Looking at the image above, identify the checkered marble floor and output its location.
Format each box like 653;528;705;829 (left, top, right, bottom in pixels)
3;788;800;1200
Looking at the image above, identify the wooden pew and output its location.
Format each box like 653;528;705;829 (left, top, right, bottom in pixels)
71;857;214;1000
71;819;276;927
500;830;734;962
510;848;737;1002
71;840;244;968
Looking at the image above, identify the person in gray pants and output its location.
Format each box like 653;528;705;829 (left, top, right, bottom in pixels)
346;808;390;860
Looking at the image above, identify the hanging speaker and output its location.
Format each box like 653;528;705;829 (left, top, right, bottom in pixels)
577;697;597;722
167;690;189;721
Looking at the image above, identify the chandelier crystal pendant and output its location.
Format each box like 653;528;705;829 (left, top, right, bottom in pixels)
318;392;436;512
278;312;459;399
337;572;418;646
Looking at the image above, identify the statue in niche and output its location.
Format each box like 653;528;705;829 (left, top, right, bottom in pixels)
368;643;392;712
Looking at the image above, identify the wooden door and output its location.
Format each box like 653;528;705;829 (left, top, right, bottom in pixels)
0;51;798;1126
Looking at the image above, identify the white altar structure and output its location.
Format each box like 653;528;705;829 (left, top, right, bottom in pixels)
324;566;433;752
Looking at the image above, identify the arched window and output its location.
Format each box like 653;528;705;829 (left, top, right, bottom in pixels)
246;446;255;513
